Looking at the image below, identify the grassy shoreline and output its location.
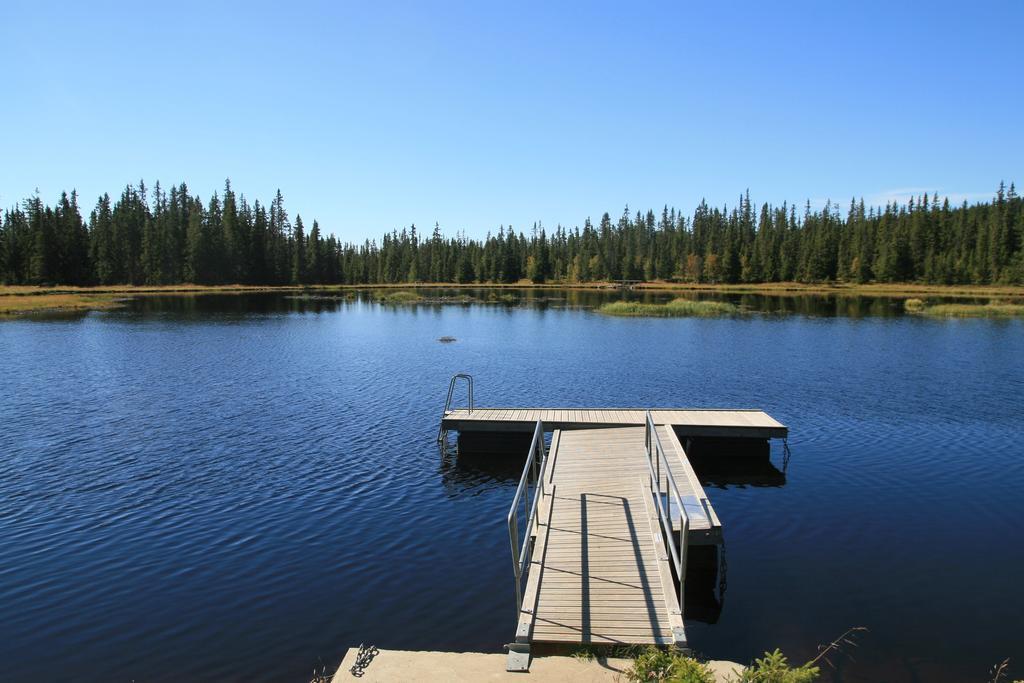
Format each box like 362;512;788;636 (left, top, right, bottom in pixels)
3;281;1023;317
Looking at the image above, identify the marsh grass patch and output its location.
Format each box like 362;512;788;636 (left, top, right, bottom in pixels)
598;298;739;318
906;300;1024;318
372;290;423;304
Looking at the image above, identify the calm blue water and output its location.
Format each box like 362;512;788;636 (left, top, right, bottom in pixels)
1;292;1022;682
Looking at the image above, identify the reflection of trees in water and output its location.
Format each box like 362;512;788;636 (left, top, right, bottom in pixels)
123;289;957;319
732;294;903;318
127;293;357;317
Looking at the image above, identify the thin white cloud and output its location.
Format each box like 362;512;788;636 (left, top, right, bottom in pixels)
865;187;993;209
797;188;997;214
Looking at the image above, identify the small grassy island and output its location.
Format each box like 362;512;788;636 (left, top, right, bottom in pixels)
372;290;423;304
904;298;1024;318
598;298;739;317
0;289;125;316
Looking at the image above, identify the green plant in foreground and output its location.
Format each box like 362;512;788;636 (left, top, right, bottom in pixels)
731;649;819;683
610;644;648;659
570;645;596;662
989;656;1024;683
730;626;867;683
626;646;715;683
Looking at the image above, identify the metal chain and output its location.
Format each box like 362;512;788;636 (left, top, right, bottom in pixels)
349;643;379;678
718;543;729;604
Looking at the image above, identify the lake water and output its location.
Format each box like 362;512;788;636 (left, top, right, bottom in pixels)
1;290;1022;682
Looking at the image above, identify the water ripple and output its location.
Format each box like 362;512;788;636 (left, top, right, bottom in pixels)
0;294;1021;682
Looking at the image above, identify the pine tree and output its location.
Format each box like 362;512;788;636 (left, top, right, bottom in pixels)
306;219;322;283
221;179;240;283
292;214;306;284
185;197;208;283
142;182;163;284
26;194;53;284
270;189;290;285
430;222;444;282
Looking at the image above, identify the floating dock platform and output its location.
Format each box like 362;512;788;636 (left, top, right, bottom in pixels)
442;408;787;439
436;376;788;672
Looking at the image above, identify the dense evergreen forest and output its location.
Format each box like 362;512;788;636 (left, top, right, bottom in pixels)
2;180;1022;287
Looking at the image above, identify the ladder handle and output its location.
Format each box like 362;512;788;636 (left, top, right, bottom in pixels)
437;374;474;442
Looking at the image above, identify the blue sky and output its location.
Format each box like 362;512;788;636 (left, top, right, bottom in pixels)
1;0;1020;241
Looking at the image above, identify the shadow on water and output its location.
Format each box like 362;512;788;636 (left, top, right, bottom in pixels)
684;545;727;625
437;432;536;496
676;432;788;489
689;455;787;489
438;451;525;494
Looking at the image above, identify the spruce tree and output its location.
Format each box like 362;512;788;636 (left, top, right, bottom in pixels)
292;214;306;284
306;220;322;283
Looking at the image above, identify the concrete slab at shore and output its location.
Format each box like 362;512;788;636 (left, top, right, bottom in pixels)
332;648;632;682
332;648;744;682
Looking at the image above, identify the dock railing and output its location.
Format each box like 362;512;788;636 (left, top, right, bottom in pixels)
644;410;687;615
507;419;548;617
437;373;474;443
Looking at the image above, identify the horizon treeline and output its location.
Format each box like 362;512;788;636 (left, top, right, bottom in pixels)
1;180;1022;287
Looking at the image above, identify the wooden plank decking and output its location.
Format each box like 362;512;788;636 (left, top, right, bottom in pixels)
517;425;715;647
436;400;788;664
442;408;787;439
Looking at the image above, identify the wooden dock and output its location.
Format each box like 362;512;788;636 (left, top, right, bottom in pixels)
442;408;787;439
518;425;706;648
435;379;787;671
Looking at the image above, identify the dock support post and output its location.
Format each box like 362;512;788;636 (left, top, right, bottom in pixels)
673;626;690;653
505;641;530;672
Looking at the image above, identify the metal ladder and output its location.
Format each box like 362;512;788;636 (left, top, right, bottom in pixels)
436;373;474;443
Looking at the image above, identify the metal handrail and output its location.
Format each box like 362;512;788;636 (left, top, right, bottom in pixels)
437;373;474;442
507;420;548;617
644;410;688;616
